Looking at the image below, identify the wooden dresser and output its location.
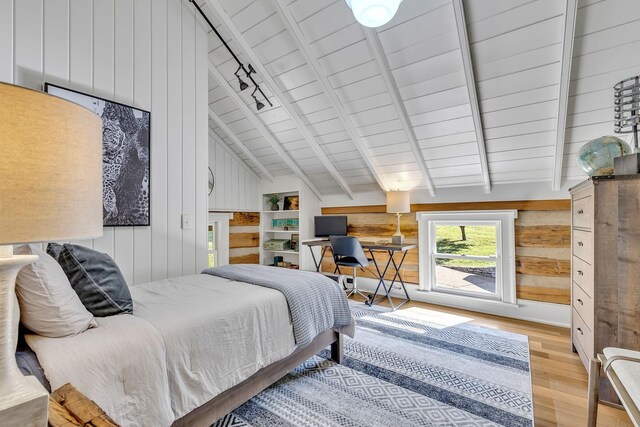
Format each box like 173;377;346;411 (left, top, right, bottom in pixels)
570;177;640;403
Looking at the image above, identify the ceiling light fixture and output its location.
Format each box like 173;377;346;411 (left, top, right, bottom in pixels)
252;88;265;111
346;0;403;28
189;0;273;111
234;66;249;91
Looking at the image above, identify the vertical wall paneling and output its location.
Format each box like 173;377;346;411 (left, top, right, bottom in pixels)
195;6;209;274
1;0;209;284
181;4;196;275
43;0;68;83
208;134;261;212
166;0;184;278
0;0;13;82
91;0;116;256
13;0;42;89
69;0;92;90
133;0;152;284
150;0;168;281
112;0;135;284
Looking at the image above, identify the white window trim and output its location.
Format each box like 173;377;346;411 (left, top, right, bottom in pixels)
417;210;518;305
208;212;232;266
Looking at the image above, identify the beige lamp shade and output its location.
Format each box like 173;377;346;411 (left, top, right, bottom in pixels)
386;190;410;214
0;82;103;245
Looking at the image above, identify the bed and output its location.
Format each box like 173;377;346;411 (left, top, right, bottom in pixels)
23;266;353;427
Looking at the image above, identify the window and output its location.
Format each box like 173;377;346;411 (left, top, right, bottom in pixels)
417;210;517;304
207;223;217;268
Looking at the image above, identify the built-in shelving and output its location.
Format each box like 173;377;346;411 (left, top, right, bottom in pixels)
260;191;300;268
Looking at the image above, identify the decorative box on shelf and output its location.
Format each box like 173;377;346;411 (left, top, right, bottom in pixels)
263;239;291;251
271;218;299;229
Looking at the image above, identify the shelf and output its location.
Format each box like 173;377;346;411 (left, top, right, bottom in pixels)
261;210;299;213
263;229;299;233
262;249;299;255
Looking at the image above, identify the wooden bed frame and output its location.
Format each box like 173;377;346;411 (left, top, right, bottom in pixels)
171;330;344;427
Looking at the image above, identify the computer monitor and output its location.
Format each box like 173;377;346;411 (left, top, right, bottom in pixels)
314;215;348;237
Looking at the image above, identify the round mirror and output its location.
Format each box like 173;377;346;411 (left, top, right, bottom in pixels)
208;167;215;196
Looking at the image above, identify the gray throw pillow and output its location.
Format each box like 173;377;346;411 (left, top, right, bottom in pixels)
56;244;133;316
46;242;63;260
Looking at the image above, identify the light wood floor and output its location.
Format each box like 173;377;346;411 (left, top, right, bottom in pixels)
357;296;632;427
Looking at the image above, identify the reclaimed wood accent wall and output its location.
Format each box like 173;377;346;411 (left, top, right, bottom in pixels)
229;212;260;265
321;201;571;304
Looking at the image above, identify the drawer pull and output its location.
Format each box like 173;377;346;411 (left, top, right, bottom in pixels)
577;298;584;305
578;241;584;247
578;209;584;214
577;270;584;276
577;327;584;335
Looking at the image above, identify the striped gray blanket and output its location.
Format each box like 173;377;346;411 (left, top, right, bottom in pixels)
202;264;355;346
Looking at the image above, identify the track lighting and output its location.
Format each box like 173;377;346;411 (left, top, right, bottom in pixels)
252;88;265;111
234;66;249;91
188;0;273;111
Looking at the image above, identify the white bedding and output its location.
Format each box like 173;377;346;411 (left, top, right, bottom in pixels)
26;314;174;426
27;274;296;426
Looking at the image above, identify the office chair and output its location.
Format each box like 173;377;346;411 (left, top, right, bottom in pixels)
329;235;372;301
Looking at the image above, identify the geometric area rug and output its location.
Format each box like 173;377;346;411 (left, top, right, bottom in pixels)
212;302;533;427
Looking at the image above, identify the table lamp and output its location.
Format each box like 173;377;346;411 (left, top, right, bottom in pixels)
0;82;103;426
386;190;410;245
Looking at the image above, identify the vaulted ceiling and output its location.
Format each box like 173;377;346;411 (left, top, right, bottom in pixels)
204;0;640;198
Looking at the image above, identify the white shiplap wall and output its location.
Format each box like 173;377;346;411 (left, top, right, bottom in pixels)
208;133;261;211
0;0;209;285
562;0;640;180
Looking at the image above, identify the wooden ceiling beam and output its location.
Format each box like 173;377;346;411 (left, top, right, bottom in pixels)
208;106;275;182
207;60;324;199
362;29;437;197
452;0;491;194
273;0;388;194
204;0;356;200
552;0;578;191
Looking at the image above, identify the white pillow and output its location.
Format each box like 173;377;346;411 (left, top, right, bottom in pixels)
14;244;97;337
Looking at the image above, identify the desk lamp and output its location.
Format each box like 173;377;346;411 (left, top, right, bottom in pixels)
386;191;410;245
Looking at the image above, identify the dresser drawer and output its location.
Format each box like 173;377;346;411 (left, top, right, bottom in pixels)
572;282;594;331
572;255;593;297
572;308;594;359
572;195;593;230
572;229;593;264
574;337;590;371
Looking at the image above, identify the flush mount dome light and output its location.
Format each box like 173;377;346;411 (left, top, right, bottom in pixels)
346;0;403;28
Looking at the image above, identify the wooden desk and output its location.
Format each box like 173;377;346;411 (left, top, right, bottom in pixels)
302;239;416;310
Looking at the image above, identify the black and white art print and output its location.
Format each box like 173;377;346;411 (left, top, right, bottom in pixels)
45;83;150;226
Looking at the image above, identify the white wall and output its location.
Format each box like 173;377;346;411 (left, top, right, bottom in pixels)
208;133;261;211
0;0;209;284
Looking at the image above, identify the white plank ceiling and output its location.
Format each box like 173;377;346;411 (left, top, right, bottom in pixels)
202;0;640;197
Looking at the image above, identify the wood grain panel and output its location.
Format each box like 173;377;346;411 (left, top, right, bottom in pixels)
229;232;260;248
516;286;570;304
322;199;570;214
516;256;571;277
515;225;571;248
229;212;260;226
230;253;260;264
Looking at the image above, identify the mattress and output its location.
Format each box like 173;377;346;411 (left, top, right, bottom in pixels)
27;273;296;426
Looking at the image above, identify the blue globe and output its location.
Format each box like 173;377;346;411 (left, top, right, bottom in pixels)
577;136;631;176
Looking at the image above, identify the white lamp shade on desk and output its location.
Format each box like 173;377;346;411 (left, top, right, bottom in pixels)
0;82;103;245
386;190;410;214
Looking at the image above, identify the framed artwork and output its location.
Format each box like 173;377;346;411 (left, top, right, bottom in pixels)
45;83;151;226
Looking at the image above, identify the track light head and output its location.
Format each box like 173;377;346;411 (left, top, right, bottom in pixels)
256;99;265;111
247;64;256;75
238;78;248;91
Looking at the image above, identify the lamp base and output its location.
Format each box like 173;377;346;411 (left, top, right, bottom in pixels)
0;255;48;427
391;234;405;245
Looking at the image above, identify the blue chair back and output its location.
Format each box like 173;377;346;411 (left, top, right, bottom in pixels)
329;235;369;267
